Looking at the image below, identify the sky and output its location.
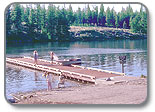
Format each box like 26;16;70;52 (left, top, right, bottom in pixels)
54;4;142;12
22;3;143;13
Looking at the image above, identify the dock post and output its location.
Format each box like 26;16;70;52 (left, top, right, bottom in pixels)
119;56;126;73
122;63;124;73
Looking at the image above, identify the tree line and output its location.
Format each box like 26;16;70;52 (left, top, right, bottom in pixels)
6;4;147;42
73;4;147;33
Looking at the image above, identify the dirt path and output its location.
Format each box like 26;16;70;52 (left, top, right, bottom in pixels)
13;76;147;104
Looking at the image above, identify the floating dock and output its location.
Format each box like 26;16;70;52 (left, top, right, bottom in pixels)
6;57;125;84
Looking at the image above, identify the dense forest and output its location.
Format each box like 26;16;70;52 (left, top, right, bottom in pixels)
6;4;147;43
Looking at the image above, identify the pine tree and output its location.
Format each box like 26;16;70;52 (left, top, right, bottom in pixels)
86;4;92;25
110;7;116;27
130;14;141;33
130;5;147;34
22;5;31;33
77;7;82;25
67;4;75;25
40;5;47;34
139;6;147;34
60;8;70;41
82;9;86;25
6;4;147;43
11;4;22;34
47;4;56;40
106;7;111;26
6;6;12;36
119;7;126;28
115;13;119;28
92;6;98;26
73;11;78;25
98;4;106;26
29;7;37;34
36;4;42;33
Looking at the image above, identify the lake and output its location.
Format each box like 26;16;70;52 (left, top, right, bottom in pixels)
5;39;147;99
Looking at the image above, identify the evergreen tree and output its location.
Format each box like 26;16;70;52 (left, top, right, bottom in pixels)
6;6;12;36
73;11;78;25
124;5;133;28
110;7;116;27
86;4;92;25
67;4;75;25
6;3;147;43
23;5;30;26
10;4;22;34
115;13;119;28
55;7;70;41
36;4;42;33
92;6;98;26
106;7;111;26
77;7;82;25
29;7;37;34
130;6;147;34
119;7;126;28
139;6;147;33
20;6;25;23
40;5;47;34
47;4;56;40
98;4;106;26
106;7;116;27
82;9;86;25
130;13;141;33
20;5;30;34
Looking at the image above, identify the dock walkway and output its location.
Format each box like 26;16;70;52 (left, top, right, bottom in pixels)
6;57;125;83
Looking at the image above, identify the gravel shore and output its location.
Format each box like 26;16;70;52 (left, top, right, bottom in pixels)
12;76;147;104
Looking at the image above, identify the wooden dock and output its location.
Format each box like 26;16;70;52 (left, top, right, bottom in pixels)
6;57;125;84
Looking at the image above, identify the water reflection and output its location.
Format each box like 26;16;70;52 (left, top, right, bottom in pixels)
46;73;52;91
58;75;65;88
78;52;147;76
6;40;147;98
34;71;39;81
6;64;80;99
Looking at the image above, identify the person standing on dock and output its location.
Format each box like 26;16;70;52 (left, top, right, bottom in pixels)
50;51;54;64
33;50;38;65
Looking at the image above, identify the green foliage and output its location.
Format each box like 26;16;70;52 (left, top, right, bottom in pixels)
86;4;92;25
98;4;106;26
130;5;147;34
106;7;111;26
47;4;56;40
40;5;47;34
6;3;147;43
29;8;37;34
6;6;12;35
6;4;71;42
115;14;119;28
67;4;75;25
10;4;22;33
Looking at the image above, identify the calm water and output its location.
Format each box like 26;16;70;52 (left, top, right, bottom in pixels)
5;40;147;99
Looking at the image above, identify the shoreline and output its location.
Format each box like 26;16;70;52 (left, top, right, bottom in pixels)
11;76;147;104
6;26;147;43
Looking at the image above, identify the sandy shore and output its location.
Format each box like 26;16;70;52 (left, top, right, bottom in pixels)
12;76;147;104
